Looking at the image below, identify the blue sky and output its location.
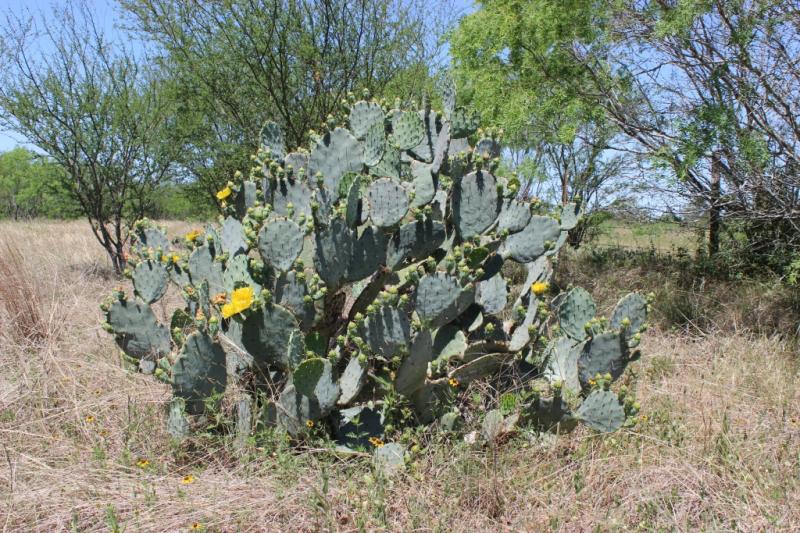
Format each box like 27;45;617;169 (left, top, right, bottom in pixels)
0;0;475;153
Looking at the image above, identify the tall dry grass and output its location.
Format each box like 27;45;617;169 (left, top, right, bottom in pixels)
0;220;798;532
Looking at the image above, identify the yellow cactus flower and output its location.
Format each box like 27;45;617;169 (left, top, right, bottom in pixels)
531;281;549;296
185;228;202;242
172;254;181;263
216;186;232;201
181;475;195;485
368;437;384;447
306;419;315;428
221;286;254;318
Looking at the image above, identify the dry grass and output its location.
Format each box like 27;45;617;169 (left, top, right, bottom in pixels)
1;220;799;532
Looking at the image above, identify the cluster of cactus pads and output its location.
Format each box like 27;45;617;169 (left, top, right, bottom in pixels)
101;82;650;457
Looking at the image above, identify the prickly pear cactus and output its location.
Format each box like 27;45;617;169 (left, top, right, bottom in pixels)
101;84;652;457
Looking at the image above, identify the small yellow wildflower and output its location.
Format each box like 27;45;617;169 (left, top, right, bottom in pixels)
137;458;150;468
221;286;254;319
85;415;96;423
588;378;597;387
189;522;203;530
448;378;459;388
306;419;315;429
181;475;195;485
185;229;202;242
216;186;232;201
368;437;384;448
172;254;181;263
531;281;549;296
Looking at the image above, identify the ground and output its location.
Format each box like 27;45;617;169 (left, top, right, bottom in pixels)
0;220;798;532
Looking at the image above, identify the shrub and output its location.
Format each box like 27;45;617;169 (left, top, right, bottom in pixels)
101;84;650;459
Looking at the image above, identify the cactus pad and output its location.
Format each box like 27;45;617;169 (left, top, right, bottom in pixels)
309;127;364;195
416;272;475;327
453;171;500;239
395;329;433;396
558;287;596;341
107;298;171;359
577;332;628;386
260;121;286;159
358;304;411;358
172;331;227;414
502;215;561;263
133;260;169;304
386;218;445;269
366;178;409;227
392;110;425;150
576;390;625;433
349;100;384;139
292;357;340;412
258;218;305;272
241;304;305;370
610;293;648;334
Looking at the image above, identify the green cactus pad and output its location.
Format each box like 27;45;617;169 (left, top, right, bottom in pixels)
450;107;480;137
169;261;191;288
292;357;340;412
558;287;596;341
235;180;258;218
440;75;456;119
432;324;468;363
371;142;401;179
560;202;580;230
241;304;305;370
366;178;409;227
284;152;309;175
502;215;561;263
409;110;436;162
260;121;286;159
453;171;500;239
374;442;405;474
134;227;170;254
363;120;386;167
222;253;259;295
475;138;501;159
476;274;507;315
274;270;316;331
276;384;322;436
542;337;583;394
523;396;577;433
220;216;248;256
392;110;425;150
576;390;625;433
338;356;367;405
167;397;190;439
416;272;475;327
335;406;384;448
349;100;384;139
395;329;433;396
497;199;532;233
347;225;388;282
132;260;169;304
258;218;305;272
358;304;411;358
431;121;450;174
449;352;507;384
172;331;227;415
188;244;225;295
107;298;171;359
410;381;449;423
314;219;353;290
610;293;648;334
309;127;364;196
386;218;446;269
409;161;436;208
578;332;629;386
272;178;314;222
344;175;362;227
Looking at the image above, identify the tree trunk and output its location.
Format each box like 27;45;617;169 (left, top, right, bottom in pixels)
708;153;722;257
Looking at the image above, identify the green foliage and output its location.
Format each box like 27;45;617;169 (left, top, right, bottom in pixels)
0;148;81;219
122;0;449;205
103;85;649;458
